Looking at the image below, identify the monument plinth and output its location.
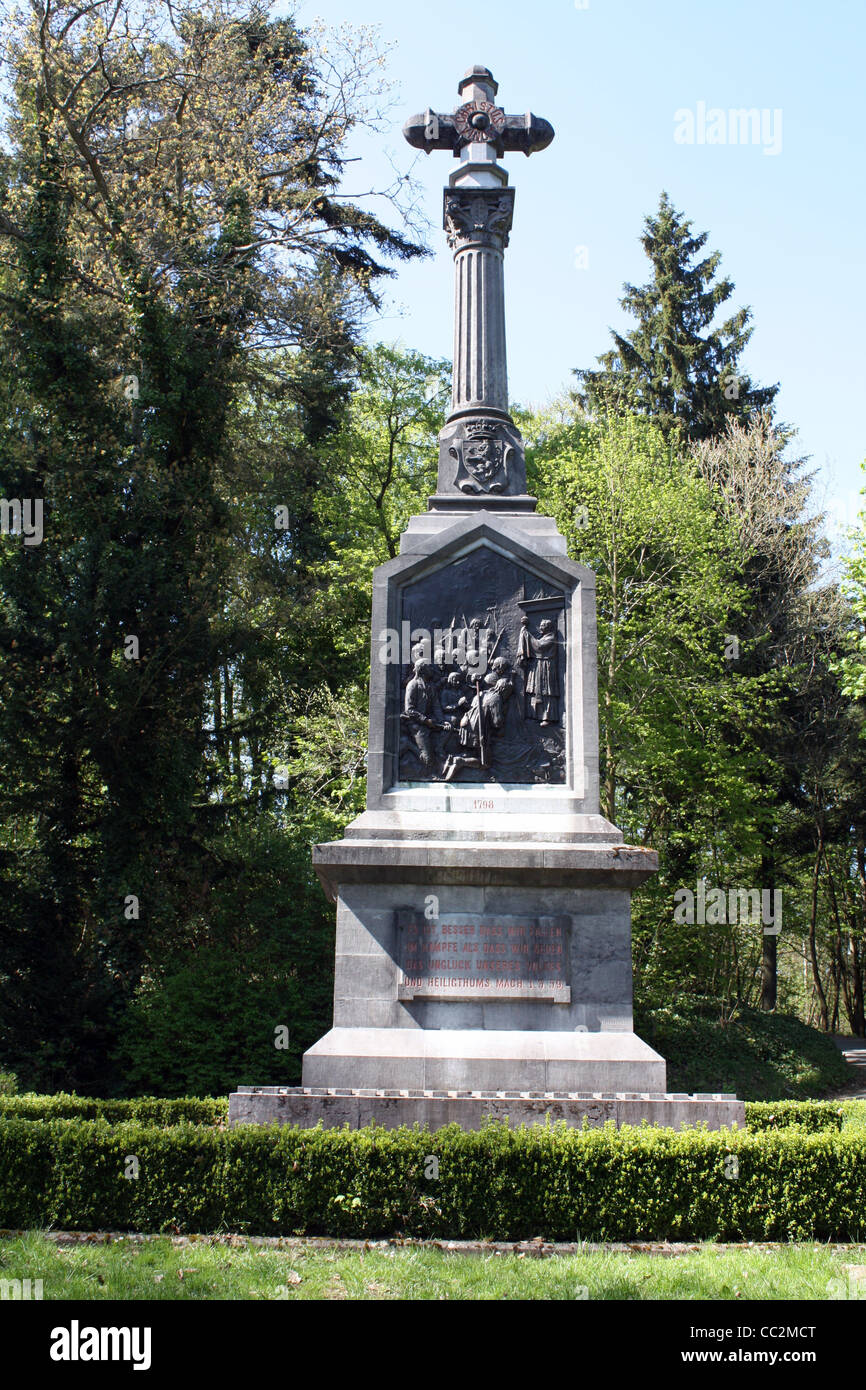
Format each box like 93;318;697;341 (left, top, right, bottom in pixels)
229;66;743;1132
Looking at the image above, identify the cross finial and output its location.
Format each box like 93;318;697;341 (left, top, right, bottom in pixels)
402;66;553;510
403;66;554;161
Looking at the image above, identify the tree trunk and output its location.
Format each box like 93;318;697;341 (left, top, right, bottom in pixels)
760;853;777;1011
807;832;829;1031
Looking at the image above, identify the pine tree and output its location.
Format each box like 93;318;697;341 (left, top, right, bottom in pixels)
575;192;777;440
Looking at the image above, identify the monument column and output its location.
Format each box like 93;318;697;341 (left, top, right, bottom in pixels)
448;193;511;419
229;63;744;1136
404;66;553;507
442;68;515;420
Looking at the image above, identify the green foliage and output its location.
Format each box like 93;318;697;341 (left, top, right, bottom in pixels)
574;191;777;439
0;2;423;1094
114;825;335;1096
525;399;865;1032
526;406;776;1001
0;1071;18;1096
636;1002;853;1100
528;408;765;837
1;1116;864;1241
745;1100;865;1133
0;1094;227;1125
317;342;448;567
837;465;866;702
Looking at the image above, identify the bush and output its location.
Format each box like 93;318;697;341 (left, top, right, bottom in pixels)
111;828;336;1098
0;1116;864;1241
0;1094;227;1125
4;1093;863;1135
635;1001;852;1099
745;1101;866;1133
0;1071;17;1096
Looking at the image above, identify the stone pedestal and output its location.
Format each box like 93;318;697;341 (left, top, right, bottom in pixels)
229;1088;745;1133
307;839;660;1095
229;507;745;1131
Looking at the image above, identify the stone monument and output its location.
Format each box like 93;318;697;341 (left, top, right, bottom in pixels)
230;66;743;1132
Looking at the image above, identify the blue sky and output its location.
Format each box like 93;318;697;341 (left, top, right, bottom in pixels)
293;0;865;548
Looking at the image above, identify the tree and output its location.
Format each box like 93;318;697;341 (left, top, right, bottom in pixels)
575;192;777;440
526;403;776;1010
115;341;447;1093
692;414;843;1013
837;464;866;702
0;0;423;1092
260;343;447;833
319;342;448;560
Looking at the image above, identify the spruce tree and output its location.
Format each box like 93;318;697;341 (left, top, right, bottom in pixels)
575;192;777;440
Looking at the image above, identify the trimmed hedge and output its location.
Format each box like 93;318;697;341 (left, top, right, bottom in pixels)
745;1100;865;1133
0;1095;227;1126
0;1117;864;1241
3;1094;864;1135
3;1094;864;1138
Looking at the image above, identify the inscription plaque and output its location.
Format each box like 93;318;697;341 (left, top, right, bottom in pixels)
395;910;571;1002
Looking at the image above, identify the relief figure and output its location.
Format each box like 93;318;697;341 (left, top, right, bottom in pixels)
518;616;561;726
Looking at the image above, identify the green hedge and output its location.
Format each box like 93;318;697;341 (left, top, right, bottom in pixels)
0;1117;864;1241
0;1094;227;1126
3;1094;864;1135
4;1094;864;1138
745;1100;865;1132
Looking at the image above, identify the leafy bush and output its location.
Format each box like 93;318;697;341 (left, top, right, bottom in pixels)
115;948;307;1098
5;1093;863;1135
0;1117;864;1241
635;1000;852;1099
745;1101;866;1132
0;1071;17;1096
0;1094;227;1125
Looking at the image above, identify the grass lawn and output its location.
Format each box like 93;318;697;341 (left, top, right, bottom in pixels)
2;1233;864;1300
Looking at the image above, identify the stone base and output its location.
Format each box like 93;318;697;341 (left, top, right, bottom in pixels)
229;1086;745;1132
301;1026;665;1093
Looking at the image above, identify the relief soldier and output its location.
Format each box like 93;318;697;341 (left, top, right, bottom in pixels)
401;660;448;775
442;658;514;780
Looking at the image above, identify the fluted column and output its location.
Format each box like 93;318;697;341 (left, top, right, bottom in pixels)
451;243;508;416
444;186;514;421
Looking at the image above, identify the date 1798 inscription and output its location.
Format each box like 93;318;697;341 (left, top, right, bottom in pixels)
395;910;571;1002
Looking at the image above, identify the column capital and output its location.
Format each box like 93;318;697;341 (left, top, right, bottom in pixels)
443;186;515;252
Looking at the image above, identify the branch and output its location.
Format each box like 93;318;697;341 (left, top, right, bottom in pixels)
0;209;30;242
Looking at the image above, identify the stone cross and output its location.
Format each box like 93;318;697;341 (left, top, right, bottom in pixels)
404;67;554;505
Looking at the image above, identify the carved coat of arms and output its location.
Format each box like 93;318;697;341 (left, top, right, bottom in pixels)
450;420;512;494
